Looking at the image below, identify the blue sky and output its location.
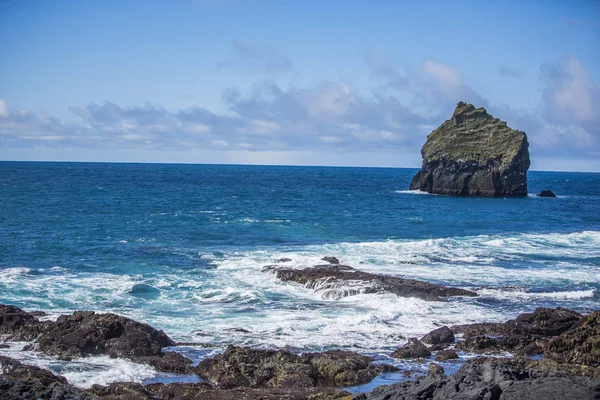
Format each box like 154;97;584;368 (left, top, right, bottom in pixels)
1;0;599;171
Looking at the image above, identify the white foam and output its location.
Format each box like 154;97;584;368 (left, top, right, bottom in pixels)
394;189;432;195
0;344;156;389
478;288;595;301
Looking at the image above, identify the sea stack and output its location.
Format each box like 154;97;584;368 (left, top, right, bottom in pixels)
410;101;530;197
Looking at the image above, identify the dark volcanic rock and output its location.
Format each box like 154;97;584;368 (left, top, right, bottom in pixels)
452;307;583;355
266;264;477;301
434;350;458;361
353;357;600;400
322;256;340;265
545;310;600;367
36;310;175;360
90;381;349;400
538;190;557;197
391;338;431;359
196;345;391;389
421;326;454;345
0;355;95;400
410;101;530;197
0;303;50;341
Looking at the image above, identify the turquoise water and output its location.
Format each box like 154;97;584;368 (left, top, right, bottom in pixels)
1;161;599;387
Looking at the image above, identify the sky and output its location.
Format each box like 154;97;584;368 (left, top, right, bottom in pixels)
0;0;599;171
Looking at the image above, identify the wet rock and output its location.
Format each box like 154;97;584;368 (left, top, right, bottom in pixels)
545;310;600;367
421;326;454;345
506;307;582;337
275;258;292;263
450;322;505;338
196;345;390;389
31;310;191;373
90;381;349;400
267;264;477;301
137;351;195;374
410;101;530;197
537;190;557;197
0;355;95;400
427;363;445;377
0;344;9;349
354;357;600;400
0;303;50;341
322;256;340;265
455;334;544;355
434;350;458;361
390;338;431;359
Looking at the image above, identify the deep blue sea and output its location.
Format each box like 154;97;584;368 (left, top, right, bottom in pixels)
1;161;599;388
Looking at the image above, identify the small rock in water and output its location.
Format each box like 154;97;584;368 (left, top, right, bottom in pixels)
322;256;340;264
537;190;557;197
421;326;454;345
391;338;431;359
435;349;459;361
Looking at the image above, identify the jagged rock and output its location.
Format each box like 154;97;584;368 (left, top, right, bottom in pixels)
352;358;600;400
421;326;454;345
427;363;445;377
391;338;431;359
195;345;391;389
35;310;174;360
0;355;96;400
434;350;458;361
538;190;557;197
545;311;600;367
0;304;51;341
452;307;583;355
265;264;477;301
410;101;530;197
90;381;349;400
321;256;340;265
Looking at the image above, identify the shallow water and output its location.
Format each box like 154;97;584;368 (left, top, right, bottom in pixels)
1;162;599;387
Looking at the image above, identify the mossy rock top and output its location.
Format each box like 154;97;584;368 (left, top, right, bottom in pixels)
422;101;527;165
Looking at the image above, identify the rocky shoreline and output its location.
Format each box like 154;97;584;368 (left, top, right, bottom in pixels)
1;266;599;400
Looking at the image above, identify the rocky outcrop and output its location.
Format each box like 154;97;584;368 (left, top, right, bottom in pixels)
90;381;349;400
421;326;454;345
352;357;600;400
390;338;431;359
0;304;51;341
410;101;530;197
0;304;193;374
0;355;96;400
196;345;395;389
453;307;583;355
545;311;600;367
35;311;175;360
264;264;477;301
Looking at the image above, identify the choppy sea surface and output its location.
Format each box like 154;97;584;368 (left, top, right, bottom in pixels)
1;161;599;389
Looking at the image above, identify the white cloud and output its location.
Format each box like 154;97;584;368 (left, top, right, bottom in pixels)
543;56;600;124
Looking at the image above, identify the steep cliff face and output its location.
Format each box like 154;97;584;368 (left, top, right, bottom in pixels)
410;101;530;197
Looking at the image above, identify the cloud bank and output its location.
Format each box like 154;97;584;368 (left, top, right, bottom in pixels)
1;55;598;168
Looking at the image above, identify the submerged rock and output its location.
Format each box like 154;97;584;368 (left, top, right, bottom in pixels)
265;264;477;301
196;345;393;389
410;101;530;197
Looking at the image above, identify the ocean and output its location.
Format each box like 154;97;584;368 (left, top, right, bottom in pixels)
1;161;599;389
